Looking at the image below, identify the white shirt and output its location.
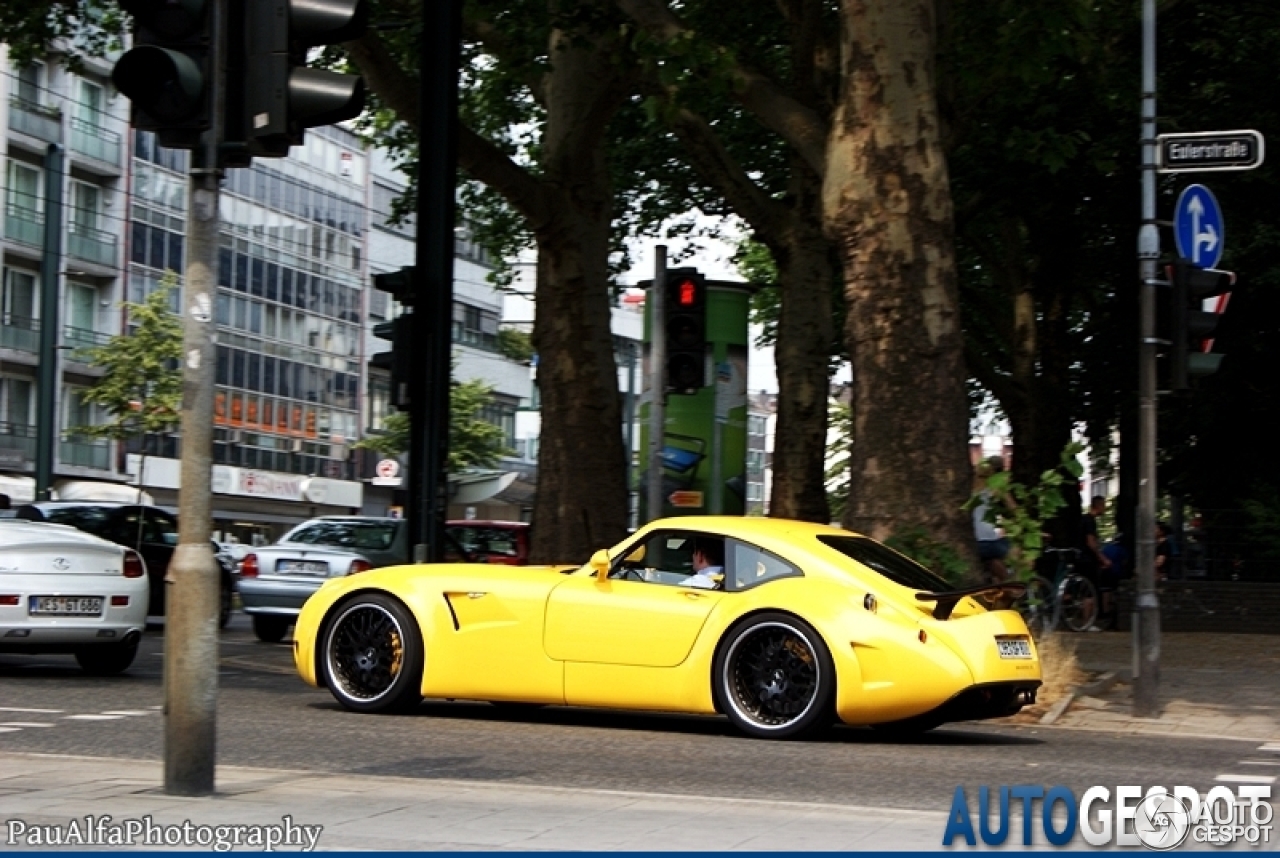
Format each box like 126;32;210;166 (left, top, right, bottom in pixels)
683;565;723;590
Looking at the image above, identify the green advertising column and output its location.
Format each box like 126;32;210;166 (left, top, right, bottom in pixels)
639;279;752;521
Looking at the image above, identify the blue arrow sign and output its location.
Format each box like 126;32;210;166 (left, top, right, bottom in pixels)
1173;184;1225;268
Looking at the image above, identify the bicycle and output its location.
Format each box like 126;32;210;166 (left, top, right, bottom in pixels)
1015;547;1100;637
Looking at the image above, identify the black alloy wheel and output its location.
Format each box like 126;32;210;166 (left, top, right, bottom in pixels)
714;612;835;739
252;614;291;643
320;593;423;714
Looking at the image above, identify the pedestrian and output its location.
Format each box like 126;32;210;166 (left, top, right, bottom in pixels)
972;457;1011;582
1076;496;1110;631
1155;522;1172;581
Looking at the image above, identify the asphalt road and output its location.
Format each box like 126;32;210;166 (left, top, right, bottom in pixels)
0;613;1269;813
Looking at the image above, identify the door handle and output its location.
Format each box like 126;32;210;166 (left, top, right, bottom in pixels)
683;590;705;599
466;591;487;599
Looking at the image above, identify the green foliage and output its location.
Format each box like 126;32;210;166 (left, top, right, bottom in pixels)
73;276;183;443
963;442;1086;581
497;328;535;364
354;377;511;472
884;527;971;586
0;0;125;72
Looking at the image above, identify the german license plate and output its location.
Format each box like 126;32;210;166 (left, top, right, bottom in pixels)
996;636;1032;659
277;560;328;575
30;596;103;616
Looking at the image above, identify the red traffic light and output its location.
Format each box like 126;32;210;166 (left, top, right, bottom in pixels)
677;278;698;307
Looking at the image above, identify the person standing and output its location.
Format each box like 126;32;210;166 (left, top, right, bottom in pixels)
973;457;1011;581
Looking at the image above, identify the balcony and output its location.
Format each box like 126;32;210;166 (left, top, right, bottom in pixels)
0;315;40;352
64;325;111;353
69;117;122;166
0;422;37;464
8;97;62;144
4;204;43;247
60;436;111;470
67;224;118;267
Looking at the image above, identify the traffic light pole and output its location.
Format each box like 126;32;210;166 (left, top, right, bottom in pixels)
165;0;225;796
1134;0;1161;717
408;0;461;562
646;247;667;524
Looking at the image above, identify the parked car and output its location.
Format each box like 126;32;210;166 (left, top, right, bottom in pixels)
444;520;531;565
238;516;529;642
0;519;149;674
12;502;236;628
292;516;1040;738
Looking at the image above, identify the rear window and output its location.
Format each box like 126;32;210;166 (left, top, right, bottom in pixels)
818;535;951;593
286;520;398;551
38;507;113;538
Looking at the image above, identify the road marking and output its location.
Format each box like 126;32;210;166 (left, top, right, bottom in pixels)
0;707;63;714
0;727;21;733
101;710;153;716
0;722;54;728
1215;774;1277;784
63;714;125;721
1239;761;1280;766
1259;742;1280;752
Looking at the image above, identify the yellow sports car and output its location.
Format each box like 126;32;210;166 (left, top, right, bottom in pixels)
292;517;1040;739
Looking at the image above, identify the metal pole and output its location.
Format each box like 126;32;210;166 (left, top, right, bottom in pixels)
409;0;460;562
1134;0;1161;717
624;341;637;526
165;0;225;796
35;143;64;501
645;247;667;524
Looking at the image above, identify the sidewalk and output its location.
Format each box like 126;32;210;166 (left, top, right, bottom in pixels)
1022;632;1280;742
0;752;947;852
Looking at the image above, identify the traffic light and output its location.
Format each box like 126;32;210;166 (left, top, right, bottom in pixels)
112;0;215;149
370;267;418;410
1169;259;1234;391
237;0;369;158
664;269;707;394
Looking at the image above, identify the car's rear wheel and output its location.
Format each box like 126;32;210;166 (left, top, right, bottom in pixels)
320;593;423;714
75;641;139;676
714;612;834;739
252;614;290;643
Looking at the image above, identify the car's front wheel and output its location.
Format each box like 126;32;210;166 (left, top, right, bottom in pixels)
714;612;835;739
252;614;290;643
320;593;423;714
75;641;139;676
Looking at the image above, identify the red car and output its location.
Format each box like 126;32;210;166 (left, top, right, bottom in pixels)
444;520;530;565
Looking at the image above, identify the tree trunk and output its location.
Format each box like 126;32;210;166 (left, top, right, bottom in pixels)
526;21;631;564
823;0;973;553
769;169;835;522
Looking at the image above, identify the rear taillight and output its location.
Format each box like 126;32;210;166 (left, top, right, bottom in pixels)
348;559;372;575
0;595;18;606
111;595;130;606
123;551;145;578
241;554;259;577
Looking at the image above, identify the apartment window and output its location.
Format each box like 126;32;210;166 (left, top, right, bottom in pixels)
16;63;44;105
71;181;102;233
67;282;98;334
6;161;42;213
76;79;104;127
2;269;38;327
1;377;34;427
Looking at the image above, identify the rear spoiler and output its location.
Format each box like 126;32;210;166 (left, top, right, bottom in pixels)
914;582;1027;620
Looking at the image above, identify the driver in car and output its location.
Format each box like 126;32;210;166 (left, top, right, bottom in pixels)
683;537;725;589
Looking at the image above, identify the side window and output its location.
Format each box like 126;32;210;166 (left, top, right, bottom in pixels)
725;540;803;591
145;511;179;546
609;531;700;587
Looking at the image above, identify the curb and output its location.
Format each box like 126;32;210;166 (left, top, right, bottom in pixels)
1040;670;1119;726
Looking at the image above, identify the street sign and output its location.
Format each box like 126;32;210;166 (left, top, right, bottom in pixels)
372;458;402;487
668;490;704;508
1157;130;1264;173
1173;184;1225;269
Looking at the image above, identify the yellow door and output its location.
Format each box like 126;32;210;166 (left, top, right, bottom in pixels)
544;575;722;667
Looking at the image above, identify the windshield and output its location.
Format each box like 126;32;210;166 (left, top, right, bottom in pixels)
817;535;952;593
285;520;398;552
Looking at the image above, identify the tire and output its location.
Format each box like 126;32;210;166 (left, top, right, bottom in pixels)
714;612;835;739
218;578;233;630
319;593;423;714
252;614;291;643
75;641;139;676
1059;574;1099;632
1016;575;1059;639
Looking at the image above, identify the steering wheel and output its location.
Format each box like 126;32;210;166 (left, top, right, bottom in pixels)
613;566;646;582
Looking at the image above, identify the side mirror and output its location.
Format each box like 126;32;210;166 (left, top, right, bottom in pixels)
589;549;611;580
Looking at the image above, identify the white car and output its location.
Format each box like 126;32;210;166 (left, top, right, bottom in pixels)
0;519;149;674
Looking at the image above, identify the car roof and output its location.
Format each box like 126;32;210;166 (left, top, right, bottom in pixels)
446;520;529;528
